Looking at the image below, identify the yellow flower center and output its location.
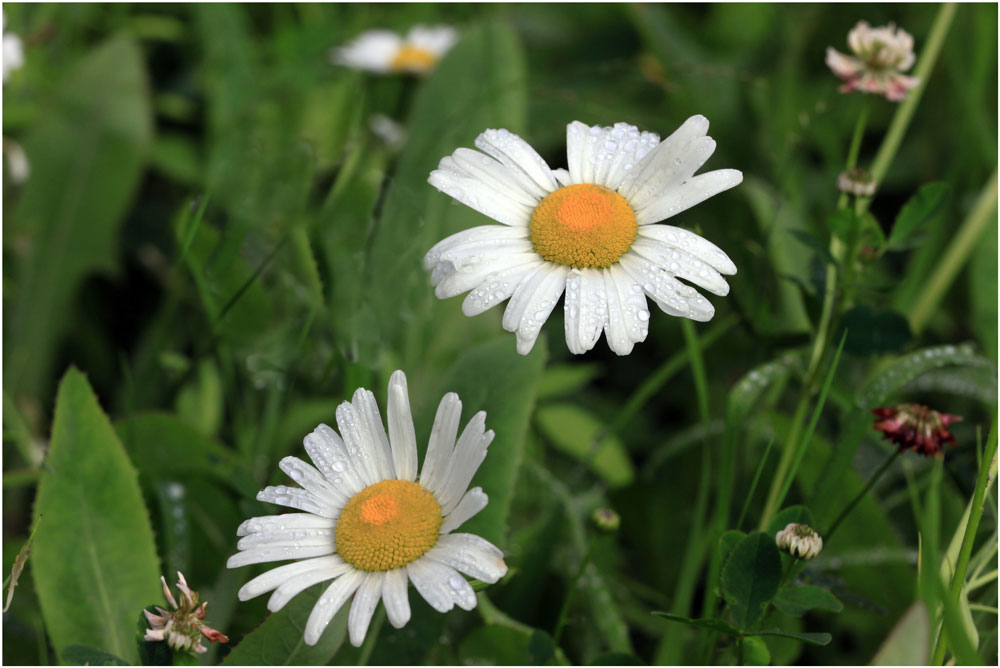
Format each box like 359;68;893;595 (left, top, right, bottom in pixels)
335;480;442;572
529;184;638;269
390;45;438;73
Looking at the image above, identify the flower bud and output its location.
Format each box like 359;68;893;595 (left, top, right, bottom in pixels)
775;523;823;559
837;167;877;197
591;507;620;533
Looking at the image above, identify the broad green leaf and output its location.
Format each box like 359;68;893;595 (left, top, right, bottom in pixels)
871;602;930;665
718;530;747;569
651;611;739;635
538;363;603;400
426;335;546;546
221;584;348;665
591;652;645;665
746;629;832;646
459;626;534;666
32;368;161;664
788;229;836;266
528;629;556;665
174;359;223;437
115;412;258;498
4;35;152;401
61;645;129;666
772;585;844;617
535;403;635;488
887;182;950;250
766;506;815;537
743;635;771;666
721;533;782;630
366;21;527;360
838;305;912;355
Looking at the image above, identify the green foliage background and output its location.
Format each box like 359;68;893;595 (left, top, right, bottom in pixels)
3;3;997;666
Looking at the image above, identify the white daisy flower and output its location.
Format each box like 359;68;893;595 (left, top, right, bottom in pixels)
227;370;507;648
424;117;742;356
3;11;25;83
332;25;458;75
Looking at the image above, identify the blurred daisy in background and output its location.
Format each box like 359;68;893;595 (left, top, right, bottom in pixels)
332;25;457;75
826;21;919;101
424;117;741;356
228;371;507;647
2;11;24;83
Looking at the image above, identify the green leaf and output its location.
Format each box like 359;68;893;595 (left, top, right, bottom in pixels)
367;21;527;359
537;363;603;400
528;629;556;665
590;652;645;665
427;336;546;546
826;209;856;244
838;305;912;355
32;368;161;664
721;533;783;630
174;360;223;437
745;629;832;646
772;585;844;617
968;215;998;363
115;412;258;498
871;602;930;665
221;584;349;665
651;611;740;635
719;530;747;570
137;606;173;666
788;229;837;266
742;635;772;666
61;645;129;666
535;403;636;488
887;182;950;250
4;35;153;401
766;506;815;537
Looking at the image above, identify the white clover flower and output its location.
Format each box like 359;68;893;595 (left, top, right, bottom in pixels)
424;117;741;356
826;21;919;102
144;572;228;655
2;12;25;83
228;371;507;648
332;25;457;75
775;523;824;560
837;167;876;197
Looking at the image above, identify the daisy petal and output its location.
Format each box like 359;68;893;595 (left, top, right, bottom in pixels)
602;268;636;355
351;388;395;481
513;265;568;355
226;543;336;569
436;413;492;514
348;573;383;647
420;393;461;495
566;121;661;190
630;238;730;296
238;556;343;601
382;568;411;629
267;558;353;612
387;371;418;482
406;559;454;613
425;533;508;583
256;486;339;518
424;225;529;270
448;148;541;207
619;253;716;321
575;268;609;353
304;424;367;497
634;169;743;225
637;225;737;275
626;136;717;212
236;513;335;537
619;114;711;200
461;258;545;317
304;571;364;646
236;527;334;551
279;457;348;506
336;402;382;486
434;251;540;299
474;128;558;196
440;487;489;534
429;167;534;226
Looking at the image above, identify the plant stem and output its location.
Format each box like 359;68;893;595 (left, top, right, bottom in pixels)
825;449;902;542
553;535;598;646
909;171;998;333
863;3;958;201
758;398;810;530
931;418;998;664
358;607;385;666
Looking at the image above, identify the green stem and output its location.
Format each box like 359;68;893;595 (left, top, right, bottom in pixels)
553;535;598;646
357;607;385;666
931;419;998;665
909;171;998;333
861;2;958;212
758;398;810;530
825;449;902;542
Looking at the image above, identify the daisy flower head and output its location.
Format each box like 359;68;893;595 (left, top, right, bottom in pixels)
424;117;742;356
3;11;25;83
826;21;919;102
228;371;507;648
332;25;458;75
